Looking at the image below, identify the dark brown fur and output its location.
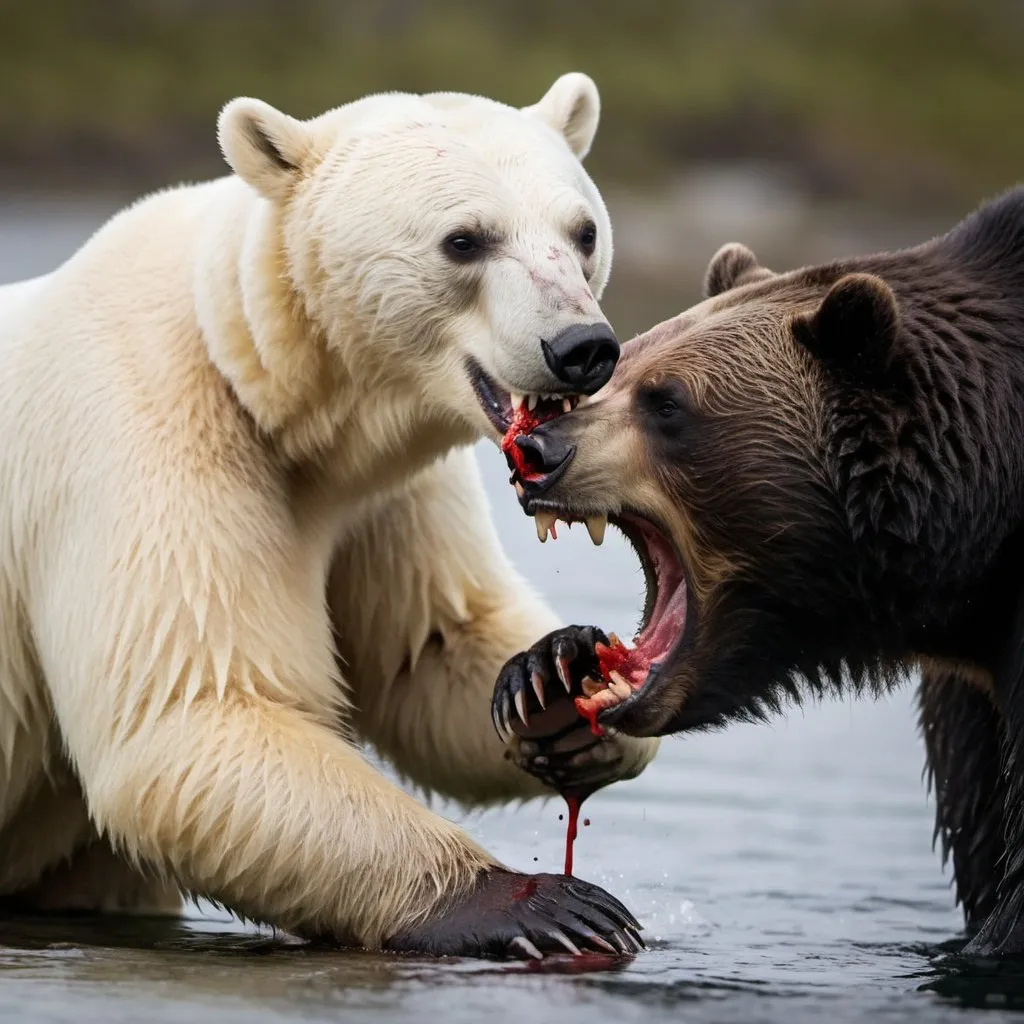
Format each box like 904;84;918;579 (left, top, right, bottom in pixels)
514;188;1024;953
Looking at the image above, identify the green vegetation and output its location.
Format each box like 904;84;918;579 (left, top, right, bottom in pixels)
1;0;1020;208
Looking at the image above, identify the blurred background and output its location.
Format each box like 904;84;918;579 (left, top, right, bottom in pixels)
1;0;1021;335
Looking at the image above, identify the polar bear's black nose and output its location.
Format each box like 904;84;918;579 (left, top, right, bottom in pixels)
542;323;620;394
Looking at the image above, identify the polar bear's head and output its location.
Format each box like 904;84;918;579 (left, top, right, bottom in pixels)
217;74;616;448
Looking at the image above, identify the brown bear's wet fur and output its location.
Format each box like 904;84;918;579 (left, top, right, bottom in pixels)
514;187;1024;954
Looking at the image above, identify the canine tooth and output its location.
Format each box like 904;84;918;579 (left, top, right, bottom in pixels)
585;514;607;546
514;481;525;498
528;394;539;411
581;676;605;697
608;632;621;647
514;690;529;725
562;398;572;413
510;392;524;411
608;672;632;699
535;510;556;542
531;671;547;710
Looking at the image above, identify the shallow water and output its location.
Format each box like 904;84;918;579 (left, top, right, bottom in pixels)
1;191;1017;1022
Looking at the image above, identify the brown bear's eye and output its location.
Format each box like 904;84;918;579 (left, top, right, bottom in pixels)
576;220;597;257
443;232;486;262
639;382;692;429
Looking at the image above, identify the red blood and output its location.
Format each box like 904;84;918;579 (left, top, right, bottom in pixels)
573;696;606;737
595;636;631;681
500;405;543;479
563;794;581;876
512;877;539;902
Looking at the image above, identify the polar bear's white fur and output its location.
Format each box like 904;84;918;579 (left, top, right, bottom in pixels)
0;74;657;946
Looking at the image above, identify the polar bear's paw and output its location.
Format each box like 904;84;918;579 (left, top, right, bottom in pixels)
382;868;643;959
493;625;653;794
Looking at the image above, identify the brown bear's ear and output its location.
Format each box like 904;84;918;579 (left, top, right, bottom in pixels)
793;273;899;384
703;243;775;298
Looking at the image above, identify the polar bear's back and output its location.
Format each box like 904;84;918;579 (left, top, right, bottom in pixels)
0;176;273;616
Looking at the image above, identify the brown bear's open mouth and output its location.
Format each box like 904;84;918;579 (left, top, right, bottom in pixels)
578;511;689;725
515;501;690;726
467;359;581;444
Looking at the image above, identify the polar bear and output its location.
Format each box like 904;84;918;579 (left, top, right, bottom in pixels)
0;74;659;958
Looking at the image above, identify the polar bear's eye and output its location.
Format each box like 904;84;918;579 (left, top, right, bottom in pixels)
443;232;486;262
575;220;598;257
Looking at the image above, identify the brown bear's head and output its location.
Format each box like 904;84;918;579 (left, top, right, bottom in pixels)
509;190;1024;736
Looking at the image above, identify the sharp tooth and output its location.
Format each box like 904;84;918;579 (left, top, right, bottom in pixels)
527;394;539;411
585;514;607;546
581;676;605;697
510;392;524;411
608;672;632;699
608;632;621;647
514;690;529;725
535;510;556;542
514;481;525;498
562;398;572;413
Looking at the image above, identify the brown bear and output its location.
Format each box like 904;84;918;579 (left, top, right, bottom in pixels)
492;186;1024;956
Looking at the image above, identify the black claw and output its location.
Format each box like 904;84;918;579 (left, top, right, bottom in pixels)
493;624;630;792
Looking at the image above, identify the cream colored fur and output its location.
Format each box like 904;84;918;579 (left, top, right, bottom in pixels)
0;75;657;946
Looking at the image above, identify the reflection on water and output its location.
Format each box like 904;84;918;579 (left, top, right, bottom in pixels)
0;186;1010;1023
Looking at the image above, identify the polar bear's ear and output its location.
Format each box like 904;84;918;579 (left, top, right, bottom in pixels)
218;98;313;202
524;73;601;160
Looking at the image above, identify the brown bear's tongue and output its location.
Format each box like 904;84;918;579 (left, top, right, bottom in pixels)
575;519;688;735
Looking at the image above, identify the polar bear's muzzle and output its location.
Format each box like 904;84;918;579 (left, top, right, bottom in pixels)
467;321;619;441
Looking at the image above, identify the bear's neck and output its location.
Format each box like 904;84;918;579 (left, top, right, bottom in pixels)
848;236;1024;675
194;181;471;505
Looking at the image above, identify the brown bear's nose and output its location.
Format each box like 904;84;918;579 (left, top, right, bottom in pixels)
542;323;619;395
513;425;576;494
